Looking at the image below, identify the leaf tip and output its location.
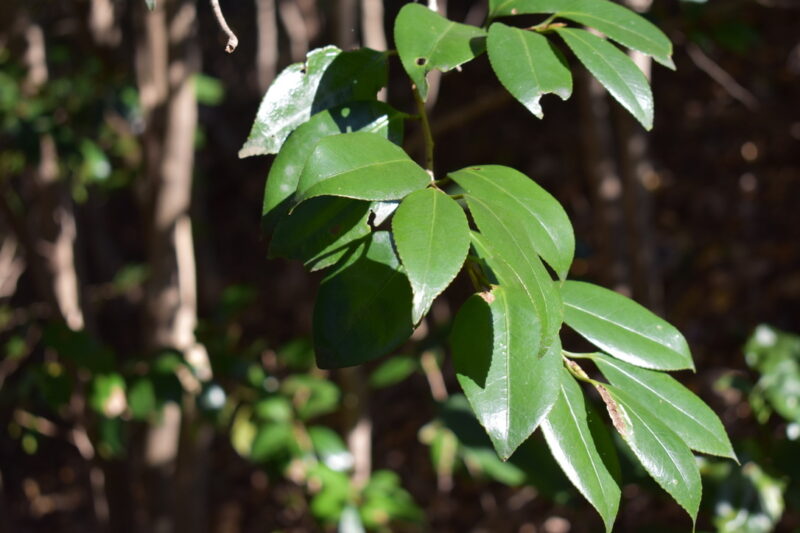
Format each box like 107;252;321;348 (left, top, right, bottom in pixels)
657;55;677;71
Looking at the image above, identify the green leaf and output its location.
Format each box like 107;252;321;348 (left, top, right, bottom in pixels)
194;74;225;106
296;132;431;204
392;189;470;323
308;465;352;523
488;0;674;69
394;3;487;101
263;101;405;232
450;165;574;279
313;231;413;369
555;28;654;130
254;396;293;423
710;461;785;533
128;378;156;420
282;375;341;420
145;0;155;10
451;287;560;459
468;219;562;352
744;324;800;424
487;23;572;118
270;198;372;272
592;354;736;460
368;355;418;389
562;281;693;371
309;426;353;472
251;421;295;462
89;373;126;418
541;368;620;532
239;47;388;157
230;407;257;458
360;471;423;526
597;384;701;522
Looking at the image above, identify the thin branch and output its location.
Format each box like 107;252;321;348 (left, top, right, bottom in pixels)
421;351;448;402
686;42;759;111
210;0;238;53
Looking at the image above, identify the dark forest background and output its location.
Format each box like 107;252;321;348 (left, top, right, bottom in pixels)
1;0;799;532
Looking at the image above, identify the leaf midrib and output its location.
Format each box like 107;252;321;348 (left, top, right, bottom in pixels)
562;383;612;516
564;299;682;360
490;0;671;58
558;29;646;119
303;158;419;198
559;11;668;56
459;168;565;269
598;358;727;452
628;405;697;514
468;195;556;336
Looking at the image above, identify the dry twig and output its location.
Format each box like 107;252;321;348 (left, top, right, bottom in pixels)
210;0;238;53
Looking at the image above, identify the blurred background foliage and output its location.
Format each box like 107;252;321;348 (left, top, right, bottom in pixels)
1;0;799;532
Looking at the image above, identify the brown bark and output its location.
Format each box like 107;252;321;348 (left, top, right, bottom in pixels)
360;0;385;51
9;14;113;532
255;0;278;92
134;0;209;531
332;0;358;50
278;0;309;63
577;71;631;293
89;0;121;46
339;367;372;488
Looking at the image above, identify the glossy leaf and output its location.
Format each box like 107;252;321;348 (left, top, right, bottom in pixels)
262;101;405;232
597;384;701;522
487;23;572;118
562;281;694;371
451;287;560;459
239;47;387;157
556;28;654;130
541;368;620;532
468;216;562;351
313;231;413;369
593;354;736;460
488;0;674;68
450;165;574;279
270;198;370;271
393;189;470;323
394;3;487;101
296;132;430;204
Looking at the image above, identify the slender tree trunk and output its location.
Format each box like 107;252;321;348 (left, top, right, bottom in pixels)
278;0;309;62
333;0;358;50
577;70;631;293
89;0;120;46
134;1;209;531
13;14;112;532
255;0;278;93
360;0;385;51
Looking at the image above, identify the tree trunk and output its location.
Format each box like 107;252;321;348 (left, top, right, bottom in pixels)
134;1;209;531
